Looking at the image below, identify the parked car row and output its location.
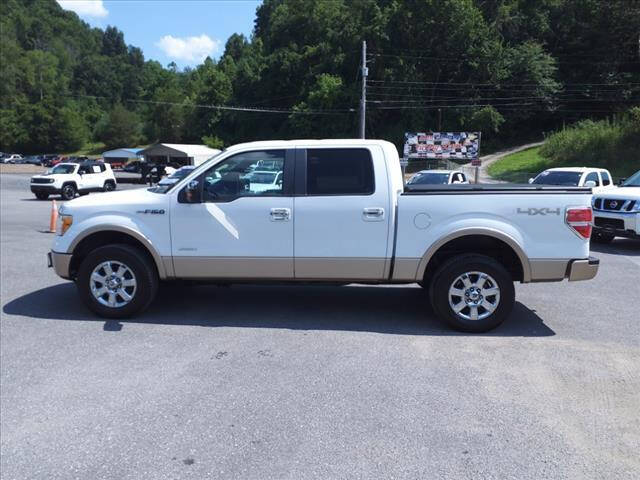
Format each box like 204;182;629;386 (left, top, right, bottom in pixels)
0;152;93;167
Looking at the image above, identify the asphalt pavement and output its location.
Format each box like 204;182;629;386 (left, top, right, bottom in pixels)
1;173;639;479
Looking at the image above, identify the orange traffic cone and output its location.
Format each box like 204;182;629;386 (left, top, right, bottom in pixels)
49;199;58;233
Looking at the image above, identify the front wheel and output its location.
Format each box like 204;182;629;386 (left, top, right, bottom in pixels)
76;244;159;318
429;254;515;332
60;183;76;200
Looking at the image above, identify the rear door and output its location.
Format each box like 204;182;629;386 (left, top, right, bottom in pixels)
293;146;391;280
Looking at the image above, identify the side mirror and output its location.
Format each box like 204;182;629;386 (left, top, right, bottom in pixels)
584;180;597;188
179;179;201;203
528;178;534;184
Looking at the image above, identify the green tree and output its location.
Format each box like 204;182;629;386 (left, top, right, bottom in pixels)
94;104;142;149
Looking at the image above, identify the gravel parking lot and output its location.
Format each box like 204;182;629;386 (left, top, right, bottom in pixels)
1;172;639;479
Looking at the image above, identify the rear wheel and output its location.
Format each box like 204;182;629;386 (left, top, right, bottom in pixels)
103;180;116;192
76;244;158;318
35;192;49;200
429;254;515;332
61;183;76;200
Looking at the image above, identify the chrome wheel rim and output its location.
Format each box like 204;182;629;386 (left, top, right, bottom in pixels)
63;186;74;198
90;261;137;308
448;271;500;321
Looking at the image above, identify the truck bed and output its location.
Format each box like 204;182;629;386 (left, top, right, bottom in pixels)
403;183;592;194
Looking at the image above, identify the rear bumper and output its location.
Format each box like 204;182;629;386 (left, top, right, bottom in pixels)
567;256;599;282
48;251;72;280
528;256;599;282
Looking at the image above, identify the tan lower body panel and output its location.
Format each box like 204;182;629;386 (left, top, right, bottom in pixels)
391;258;421;281
529;259;570;282
172;256;388;281
173;257;293;279
294;257;386;280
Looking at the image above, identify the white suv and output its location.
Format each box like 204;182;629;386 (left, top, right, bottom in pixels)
30;161;117;200
592;170;640;243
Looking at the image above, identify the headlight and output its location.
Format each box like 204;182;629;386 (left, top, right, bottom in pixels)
631;201;640;212
57;215;73;236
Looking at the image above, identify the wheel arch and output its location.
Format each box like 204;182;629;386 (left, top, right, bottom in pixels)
68;225;170;280
417;228;531;283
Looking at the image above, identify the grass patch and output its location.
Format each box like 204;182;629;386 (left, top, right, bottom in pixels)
489;108;640;182
488;146;553;182
62;141;106;157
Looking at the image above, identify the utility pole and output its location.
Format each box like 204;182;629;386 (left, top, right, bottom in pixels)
359;40;367;139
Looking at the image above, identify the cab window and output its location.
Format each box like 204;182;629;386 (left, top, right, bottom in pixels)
601;171;611;186
201;150;286;202
306;148;374;195
585;172;600;186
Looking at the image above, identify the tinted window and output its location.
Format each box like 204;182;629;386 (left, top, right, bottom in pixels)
533;171;582;186
408;172;449;185
585;172;600;186
622;171;640;186
201;150;285;202
601;171;611;186
306;148;374;195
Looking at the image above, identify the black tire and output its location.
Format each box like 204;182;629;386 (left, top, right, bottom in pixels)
591;231;615;244
76;244;159;319
103;180;116;192
35;192;49;200
61;183;76;200
429;254;515;332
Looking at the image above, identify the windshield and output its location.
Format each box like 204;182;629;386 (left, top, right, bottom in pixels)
533;171;582;186
408;172;450;185
621;170;640;187
49;164;76;174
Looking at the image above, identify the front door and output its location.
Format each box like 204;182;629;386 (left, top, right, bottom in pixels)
170;149;294;279
293;146;391;280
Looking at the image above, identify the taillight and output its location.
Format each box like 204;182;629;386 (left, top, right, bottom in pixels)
566;207;593;239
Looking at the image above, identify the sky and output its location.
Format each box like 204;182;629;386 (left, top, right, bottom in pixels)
56;0;262;68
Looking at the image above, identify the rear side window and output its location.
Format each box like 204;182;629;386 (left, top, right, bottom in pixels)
306;148;374;195
601;171;611;186
585;172;600;186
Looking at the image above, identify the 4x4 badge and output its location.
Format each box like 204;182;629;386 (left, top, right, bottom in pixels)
517;207;561;216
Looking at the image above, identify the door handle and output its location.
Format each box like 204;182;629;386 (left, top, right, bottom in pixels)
270;208;291;221
363;207;385;220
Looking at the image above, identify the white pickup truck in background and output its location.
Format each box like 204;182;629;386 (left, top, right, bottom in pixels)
48;140;599;332
591;170;640;242
529;167;615;192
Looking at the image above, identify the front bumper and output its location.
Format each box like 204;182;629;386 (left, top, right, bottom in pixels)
567;256;599;282
31;185;61;194
593;210;640;239
48;251;72;279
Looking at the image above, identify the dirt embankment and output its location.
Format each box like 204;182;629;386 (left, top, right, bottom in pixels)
0;164;47;174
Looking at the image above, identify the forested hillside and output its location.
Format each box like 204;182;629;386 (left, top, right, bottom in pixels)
1;0;639;154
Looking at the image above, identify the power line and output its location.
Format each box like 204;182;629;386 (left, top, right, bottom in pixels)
367;79;640;87
68;94;355;115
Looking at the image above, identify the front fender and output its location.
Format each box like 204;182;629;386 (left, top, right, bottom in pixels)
53;214;170;279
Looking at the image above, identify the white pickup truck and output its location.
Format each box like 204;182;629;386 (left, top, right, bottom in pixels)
48;140;599;332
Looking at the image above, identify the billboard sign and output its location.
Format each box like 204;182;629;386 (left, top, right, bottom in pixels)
404;132;480;161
